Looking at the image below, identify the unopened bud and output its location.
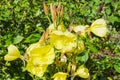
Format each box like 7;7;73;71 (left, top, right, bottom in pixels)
60;55;67;63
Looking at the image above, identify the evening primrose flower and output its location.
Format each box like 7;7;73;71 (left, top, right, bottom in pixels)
26;59;48;77
52;72;67;80
50;30;77;53
75;65;89;78
4;45;22;61
27;45;55;65
26;44;55;77
90;19;108;37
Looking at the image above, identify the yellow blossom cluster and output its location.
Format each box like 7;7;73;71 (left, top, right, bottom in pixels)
4;18;108;79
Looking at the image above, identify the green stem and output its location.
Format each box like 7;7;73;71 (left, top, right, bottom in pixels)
46;15;51;24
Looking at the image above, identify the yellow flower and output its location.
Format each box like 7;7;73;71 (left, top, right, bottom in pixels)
75;41;85;54
26;42;41;55
50;30;77;53
73;25;89;37
52;72;67;80
26;43;55;77
27;45;55;65
26;42;55;77
4;45;21;61
75;65;89;78
26;59;48;77
90;19;108;37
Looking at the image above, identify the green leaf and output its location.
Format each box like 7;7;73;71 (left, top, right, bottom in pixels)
77;51;89;63
24;33;40;43
106;7;111;15
105;0;111;4
108;16;119;24
4;34;13;45
107;77;113;80
114;63;120;73
13;35;24;44
86;42;99;53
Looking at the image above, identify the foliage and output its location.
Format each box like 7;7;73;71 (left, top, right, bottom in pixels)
0;0;120;80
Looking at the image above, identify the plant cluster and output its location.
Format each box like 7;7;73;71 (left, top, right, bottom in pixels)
4;3;109;80
1;0;120;80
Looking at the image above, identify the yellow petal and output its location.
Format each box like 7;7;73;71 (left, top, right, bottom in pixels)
26;60;48;77
75;41;85;54
58;24;65;31
61;42;77;53
75;65;89;78
29;45;55;65
50;30;77;53
55;40;65;49
26;42;41;55
4;45;21;61
90;19;107;37
52;72;67;80
64;31;76;39
51;30;64;35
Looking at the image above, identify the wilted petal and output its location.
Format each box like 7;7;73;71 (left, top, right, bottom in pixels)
73;25;86;33
4;45;21;61
73;25;89;37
